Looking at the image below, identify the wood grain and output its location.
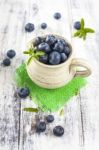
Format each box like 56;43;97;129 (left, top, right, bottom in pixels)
0;0;99;150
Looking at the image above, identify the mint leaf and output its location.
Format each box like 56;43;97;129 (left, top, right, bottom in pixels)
26;51;45;65
59;108;64;116
74;31;81;37
85;28;95;33
81;18;85;30
23;107;39;112
23;49;33;55
83;32;87;40
79;32;84;38
36;51;45;56
29;48;34;53
73;18;95;40
24;45;45;65
27;55;34;65
23;51;30;54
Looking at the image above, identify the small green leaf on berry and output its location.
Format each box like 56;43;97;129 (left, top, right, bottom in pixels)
73;18;95;40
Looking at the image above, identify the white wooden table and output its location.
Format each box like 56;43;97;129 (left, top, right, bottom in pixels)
0;0;99;150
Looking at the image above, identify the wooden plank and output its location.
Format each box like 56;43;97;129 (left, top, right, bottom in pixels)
18;0;84;150
68;0;99;149
0;1;27;150
0;0;84;149
0;0;99;150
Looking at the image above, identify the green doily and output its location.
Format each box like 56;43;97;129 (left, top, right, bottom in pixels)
15;63;87;112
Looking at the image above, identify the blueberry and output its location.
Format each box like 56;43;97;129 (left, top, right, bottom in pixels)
41;37;46;42
53;41;64;53
61;53;68;62
46;115;54;123
18;87;30;98
46;35;57;45
7;49;16;58
74;21;81;30
54;12;61;20
64;46;71;55
57;39;68;47
38;42;51;53
3;58;11;66
39;54;48;64
25;23;35;32
53;126;64;137
49;51;61;65
36;121;46;133
33;37;42;47
41;23;47;29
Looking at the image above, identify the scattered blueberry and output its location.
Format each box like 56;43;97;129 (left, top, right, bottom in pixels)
33;37;42;47
41;23;47;29
53;41;64;53
7;49;16;58
54;12;61;20
38;42;51;53
39;54;48;64
53;126;64;137
46;35;57;45
36;121;46;133
61;53;68;62
3;58;11;66
49;51;61;65
74;21;81;30
64;46;71;55
18;87;30;98
46;115;54;123
25;23;35;32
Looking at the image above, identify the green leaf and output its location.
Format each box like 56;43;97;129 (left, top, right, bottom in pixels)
23;107;39;113
29;48;34;53
79;32;84;38
25;49;45;65
83;32;87;40
59;108;64;116
23;47;35;55
74;31;81;37
81;18;85;29
36;51;45;56
34;54;39;60
85;28;95;33
23;51;30;54
73;18;95;40
27;55;34;65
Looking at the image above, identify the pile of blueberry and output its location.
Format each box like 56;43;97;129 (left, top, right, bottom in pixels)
17;87;64;137
33;35;71;65
2;49;16;66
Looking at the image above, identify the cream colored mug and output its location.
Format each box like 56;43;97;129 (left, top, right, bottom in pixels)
26;35;91;89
